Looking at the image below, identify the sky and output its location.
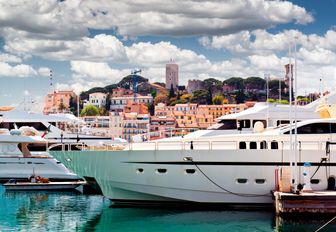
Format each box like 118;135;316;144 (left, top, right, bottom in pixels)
0;0;336;112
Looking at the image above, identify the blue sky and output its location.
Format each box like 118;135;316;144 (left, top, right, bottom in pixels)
0;0;335;112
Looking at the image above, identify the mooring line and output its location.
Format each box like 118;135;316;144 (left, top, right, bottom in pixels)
315;215;336;232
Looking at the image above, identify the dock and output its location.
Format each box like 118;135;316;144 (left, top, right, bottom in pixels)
274;191;336;215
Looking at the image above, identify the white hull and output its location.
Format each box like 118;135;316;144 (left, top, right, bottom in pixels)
4;181;85;191
0;156;80;182
52;137;336;205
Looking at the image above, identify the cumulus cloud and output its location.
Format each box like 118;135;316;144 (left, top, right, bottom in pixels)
4;34;127;62
0;53;22;63
0;62;37;77
38;67;52;77
0;0;313;40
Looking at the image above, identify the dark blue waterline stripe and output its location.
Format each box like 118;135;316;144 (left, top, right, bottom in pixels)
125;161;336;166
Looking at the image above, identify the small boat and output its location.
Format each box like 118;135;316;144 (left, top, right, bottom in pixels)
3;178;86;191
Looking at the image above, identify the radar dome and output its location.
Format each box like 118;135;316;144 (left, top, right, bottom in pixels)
253;121;265;133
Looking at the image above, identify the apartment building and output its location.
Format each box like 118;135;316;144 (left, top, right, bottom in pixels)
83;92;107;108
43;90;75;114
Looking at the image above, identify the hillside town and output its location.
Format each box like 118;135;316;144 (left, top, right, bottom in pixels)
43;63;321;142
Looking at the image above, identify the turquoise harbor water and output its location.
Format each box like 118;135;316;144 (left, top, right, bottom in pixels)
1;186;336;231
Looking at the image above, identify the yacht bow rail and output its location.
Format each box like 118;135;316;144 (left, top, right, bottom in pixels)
48;140;329;152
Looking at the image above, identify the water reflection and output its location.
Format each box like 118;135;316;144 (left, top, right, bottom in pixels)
274;215;336;232
0;187;107;231
2;185;336;232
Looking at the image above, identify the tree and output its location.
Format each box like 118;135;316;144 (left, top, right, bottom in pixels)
98;107;108;116
147;103;155;116
169;99;188;105
105;93;111;111
235;89;245;103
207;88;213;105
223;77;244;89
244;77;265;90
58;102;67;112
180;94;192;102
203;78;222;89
80;105;99;116
69;95;78;115
213;95;224;105
151;90;157;98
154;94;169;105
191;89;209;104
169;84;176;98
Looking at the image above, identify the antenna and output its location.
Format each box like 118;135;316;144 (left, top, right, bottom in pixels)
131;68;142;102
49;69;54;92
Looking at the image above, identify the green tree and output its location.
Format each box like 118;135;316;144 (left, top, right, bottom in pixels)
207;88;213;105
170;99;188;105
80;105;99;116
147;103;155;116
98;107;108;116
151;90;157;98
105;93;111;111
154;94;169;105
212;95;224;105
223;77;244;89
58;102;67;112
169;84;176;98
180;94;192;102
244;77;265;90
191;89;209;104
235;89;245;103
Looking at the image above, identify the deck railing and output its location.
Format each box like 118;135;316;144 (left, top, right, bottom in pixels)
48;140;329;153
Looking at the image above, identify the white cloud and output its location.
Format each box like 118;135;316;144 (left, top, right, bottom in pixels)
4;34;127;62
126;41;210;68
38;67;52;77
0;53;22;63
0;0;312;41
85;0;313;36
0;62;37;77
299;47;336;65
70;61;130;80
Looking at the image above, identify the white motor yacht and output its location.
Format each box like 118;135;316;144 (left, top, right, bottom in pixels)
0;109;124;147
0;128;80;183
51;118;336;206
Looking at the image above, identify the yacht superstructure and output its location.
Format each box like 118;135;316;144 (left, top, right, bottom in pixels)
0;109;122;146
0;129;80;183
51;118;336;206
174;92;336;139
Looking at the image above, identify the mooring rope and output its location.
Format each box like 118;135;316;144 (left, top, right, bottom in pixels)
315;215;336;232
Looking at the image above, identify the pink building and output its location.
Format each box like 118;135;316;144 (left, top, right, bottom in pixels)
43;90;75;114
150;116;177;140
112;88;133;98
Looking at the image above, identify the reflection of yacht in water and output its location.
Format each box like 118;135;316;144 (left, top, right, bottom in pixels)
0;109;125;147
0;128;80;182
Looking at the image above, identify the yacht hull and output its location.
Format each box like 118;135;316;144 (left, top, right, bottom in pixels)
51;144;335;205
0;156;81;183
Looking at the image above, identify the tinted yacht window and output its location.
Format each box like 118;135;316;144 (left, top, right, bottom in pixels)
284;123;332;134
211;120;237;130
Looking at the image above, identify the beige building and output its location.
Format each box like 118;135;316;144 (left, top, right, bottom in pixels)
83;92;107;108
43;90;75;114
110;94;153;111
123;112;150;142
110;111;123;139
81;116;111;137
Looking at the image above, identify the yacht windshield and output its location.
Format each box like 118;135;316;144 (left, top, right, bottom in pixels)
208;119;237;130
